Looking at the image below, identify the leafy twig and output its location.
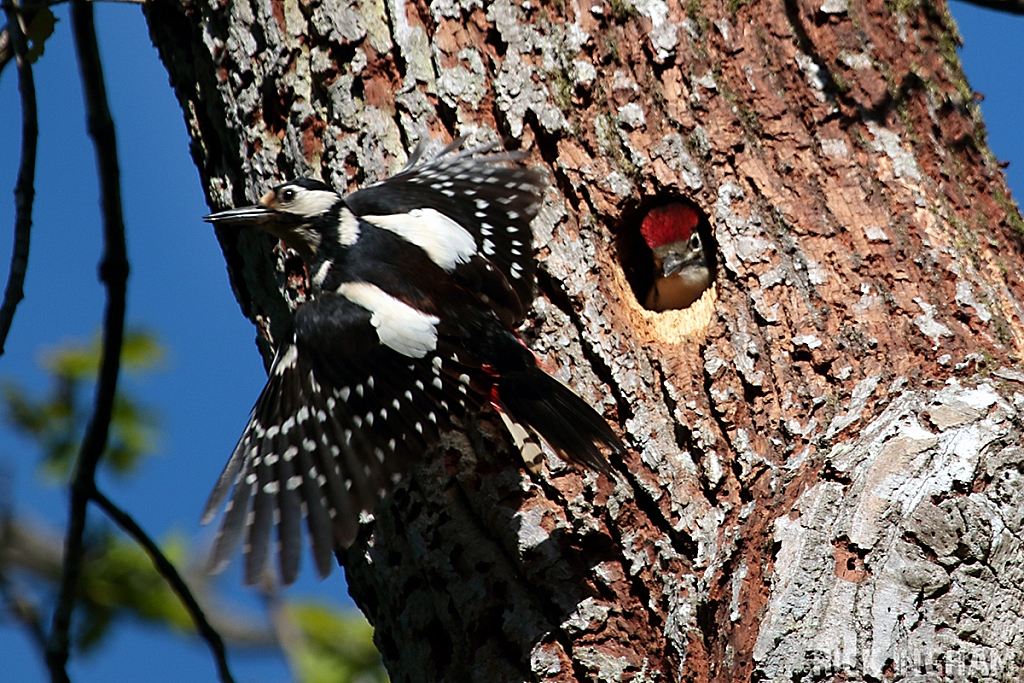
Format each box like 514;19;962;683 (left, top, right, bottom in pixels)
41;6;236;683
91;490;235;683
0;0;37;356
45;2;128;681
2;514;276;646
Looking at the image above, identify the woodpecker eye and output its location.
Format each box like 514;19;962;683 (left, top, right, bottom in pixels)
689;233;702;251
280;187;297;203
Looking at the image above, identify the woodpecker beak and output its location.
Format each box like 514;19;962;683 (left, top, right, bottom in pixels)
203;204;276;226
204;191;283;227
204;190;324;259
661;250;706;277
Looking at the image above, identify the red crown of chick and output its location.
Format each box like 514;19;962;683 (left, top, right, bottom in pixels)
640;203;699;250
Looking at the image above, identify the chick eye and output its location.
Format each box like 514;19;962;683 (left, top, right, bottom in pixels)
689;233;702;250
280;187;297;203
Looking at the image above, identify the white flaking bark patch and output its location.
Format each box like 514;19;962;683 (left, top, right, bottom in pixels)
387;0;435;88
994;366;1024;383
616;102;646;129
866;122;923;181
863;224;890;242
575;646;631;682
513;505;549;551
793;334;823;350
955;278;992;322
838;50;872;70
651;134;703;190
561;597;612;635
632;0;675;62
755;378;1021;682
436;47;487;109
729;560;748;622
825;375;881;438
820;0;849;13
819;137;849;158
795;53;827;102
912;297;954;348
530;642;563;677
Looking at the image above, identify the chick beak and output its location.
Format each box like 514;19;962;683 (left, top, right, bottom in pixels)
659;244;705;278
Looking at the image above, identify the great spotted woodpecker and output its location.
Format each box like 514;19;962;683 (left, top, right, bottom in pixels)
641;203;713;311
202;139;625;584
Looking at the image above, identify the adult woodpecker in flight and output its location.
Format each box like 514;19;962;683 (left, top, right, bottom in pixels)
641;203;713;311
202;139;626;585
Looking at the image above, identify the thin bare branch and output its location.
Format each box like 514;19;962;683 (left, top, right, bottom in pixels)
0;1;38;356
91;490;236;683
45;1;128;681
0;26;11;77
0;0;149;79
0;3;40;78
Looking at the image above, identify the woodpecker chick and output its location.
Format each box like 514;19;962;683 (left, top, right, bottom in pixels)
641;203;712;311
203;139;626;585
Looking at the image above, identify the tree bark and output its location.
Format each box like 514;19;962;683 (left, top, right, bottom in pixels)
145;0;1024;680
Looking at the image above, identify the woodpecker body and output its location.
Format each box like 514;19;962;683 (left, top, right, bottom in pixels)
641;203;712;311
203;140;625;584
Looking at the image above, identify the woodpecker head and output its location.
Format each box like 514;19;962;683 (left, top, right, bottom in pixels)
205;179;355;260
640;203;712;311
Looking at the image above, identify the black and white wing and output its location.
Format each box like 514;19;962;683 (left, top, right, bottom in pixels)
202;291;487;585
344;139;544;324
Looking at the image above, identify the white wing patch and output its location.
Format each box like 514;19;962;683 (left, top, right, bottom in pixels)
336;282;440;358
363;209;477;271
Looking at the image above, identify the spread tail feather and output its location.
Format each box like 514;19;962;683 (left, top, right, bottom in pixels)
497;368;623;473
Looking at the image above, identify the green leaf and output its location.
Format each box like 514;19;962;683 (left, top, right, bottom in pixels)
287;601;389;683
120;331;166;372
3;330;163;478
76;533;194;651
42;329;164;380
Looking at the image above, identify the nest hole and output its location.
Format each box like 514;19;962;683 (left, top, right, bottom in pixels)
615;197;717;312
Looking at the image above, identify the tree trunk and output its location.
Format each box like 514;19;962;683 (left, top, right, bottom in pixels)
145;0;1024;680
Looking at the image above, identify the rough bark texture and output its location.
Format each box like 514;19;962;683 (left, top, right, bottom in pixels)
145;0;1024;680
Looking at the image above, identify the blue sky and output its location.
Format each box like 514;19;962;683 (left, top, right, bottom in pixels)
0;2;1021;681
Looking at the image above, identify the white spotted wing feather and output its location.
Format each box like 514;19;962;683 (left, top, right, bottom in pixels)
203;293;485;585
345;139;544;323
